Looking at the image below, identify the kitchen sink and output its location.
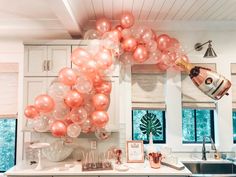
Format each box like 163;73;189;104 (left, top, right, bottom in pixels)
183;162;236;177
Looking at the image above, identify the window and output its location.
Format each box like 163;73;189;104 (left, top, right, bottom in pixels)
132;109;166;144
182;109;214;143
0;63;18;172
233;111;236;143
131;65;166;144
0;118;17;172
231;64;236;143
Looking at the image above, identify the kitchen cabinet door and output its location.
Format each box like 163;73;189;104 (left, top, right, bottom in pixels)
106;76;119;132
47;46;71;76
24;45;71;77
24;46;47;76
23;77;56;128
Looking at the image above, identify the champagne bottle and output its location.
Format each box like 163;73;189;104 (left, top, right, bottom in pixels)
176;58;231;100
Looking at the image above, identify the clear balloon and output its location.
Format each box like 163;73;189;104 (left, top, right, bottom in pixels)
35;94;55;113
81;118;93;134
156;34;171;51
141;29;155;42
48;80;70;101
148;50;161;63
95;128;111;140
70;107;88;124
121;37;137;52
91;111;109;128
71;48;91;67
80;59;98;74
64;90;84;108
95;48;113;70
121;29;132;39
67;123;81;138
58;67;77;86
96;18;111;34
119;52;133;65
53;102;70;120
146;40;157;52
24;105;39;119
74;74;93;94
131;26;146;39
133;45;149;63
120;12;135;29
33;113;51;132
83;29;101;40
94;81;112;95
51;120;67;137
92;93;109;111
168;38;181;52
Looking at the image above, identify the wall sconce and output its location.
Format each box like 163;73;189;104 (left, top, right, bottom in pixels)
194;40;217;58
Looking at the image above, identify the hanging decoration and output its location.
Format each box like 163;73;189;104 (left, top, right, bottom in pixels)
24;12;231;139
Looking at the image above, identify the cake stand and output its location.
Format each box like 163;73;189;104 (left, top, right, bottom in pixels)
29;143;50;170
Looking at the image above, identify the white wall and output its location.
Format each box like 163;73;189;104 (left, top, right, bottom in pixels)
122;30;236;152
0;41;24;164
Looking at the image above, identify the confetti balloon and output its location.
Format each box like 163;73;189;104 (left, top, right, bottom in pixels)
67;123;81;138
70;107;88;124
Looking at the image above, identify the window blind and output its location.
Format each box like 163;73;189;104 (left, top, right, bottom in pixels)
131;64;165;110
181;63;216;109
0;63;18;118
231;64;236;109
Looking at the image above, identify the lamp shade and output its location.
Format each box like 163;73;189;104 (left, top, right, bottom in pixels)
204;43;217;58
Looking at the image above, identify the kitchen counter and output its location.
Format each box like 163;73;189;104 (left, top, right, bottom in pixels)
5;160;191;176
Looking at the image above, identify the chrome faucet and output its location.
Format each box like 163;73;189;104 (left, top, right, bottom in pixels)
202;136;217;160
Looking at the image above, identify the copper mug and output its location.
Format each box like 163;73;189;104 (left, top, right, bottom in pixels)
149;152;162;169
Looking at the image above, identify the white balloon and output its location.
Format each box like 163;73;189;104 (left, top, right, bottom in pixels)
67;123;81;138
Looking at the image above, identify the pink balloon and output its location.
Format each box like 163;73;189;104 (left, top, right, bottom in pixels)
115;25;123;32
35;94;55;113
91;111;109;128
95;81;112;95
24;105;39;119
51;120;67;137
96;18;111;34
58;67;77;86
71;48;91;67
157;61;169;71
120;12;135;29
159;52;172;66
170;38;181;50
156;34;171;51
121;37;137;52
92;93;109;111
95;48;113;70
64;90;84;108
70;107;88;124
133;45;149;63
121;29;132;39
88;72;103;86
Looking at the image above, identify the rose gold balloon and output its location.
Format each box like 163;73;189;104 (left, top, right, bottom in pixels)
115;25;123;32
157;61;169;71
51;120;67;137
81;59;97;73
120;12;135;29
112;29;122;41
58;67;77;86
89;72;103;86
95;81;112;95
121;37;137;52
35;94;55;113
95;48;113;70
91;111;109;128
71;48;91;67
96;17;111;34
92;93;109;111
156;34;171;51
64;90;84;108
24;105;39;119
133;45;149;63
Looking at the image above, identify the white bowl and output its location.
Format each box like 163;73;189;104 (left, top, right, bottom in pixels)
42;140;73;162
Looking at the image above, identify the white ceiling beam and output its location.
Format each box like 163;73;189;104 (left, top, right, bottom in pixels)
47;0;82;38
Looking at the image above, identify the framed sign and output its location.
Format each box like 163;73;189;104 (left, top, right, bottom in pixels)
126;140;144;163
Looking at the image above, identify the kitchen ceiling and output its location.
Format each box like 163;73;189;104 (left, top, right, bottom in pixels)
0;0;236;39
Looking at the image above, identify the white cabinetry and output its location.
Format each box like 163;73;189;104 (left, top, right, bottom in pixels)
24;45;71;76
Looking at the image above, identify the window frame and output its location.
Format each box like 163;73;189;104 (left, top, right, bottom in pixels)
0;118;17;173
131;109;166;144
232;111;236;144
182;109;215;144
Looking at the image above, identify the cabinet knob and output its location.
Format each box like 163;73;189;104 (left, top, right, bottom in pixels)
47;60;53;71
43;60;47;71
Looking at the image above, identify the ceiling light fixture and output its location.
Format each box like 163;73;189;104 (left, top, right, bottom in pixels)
194;40;217;58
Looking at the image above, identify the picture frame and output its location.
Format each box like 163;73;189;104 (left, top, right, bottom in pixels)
126;140;144;163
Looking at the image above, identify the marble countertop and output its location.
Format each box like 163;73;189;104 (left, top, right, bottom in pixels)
5;160;192;176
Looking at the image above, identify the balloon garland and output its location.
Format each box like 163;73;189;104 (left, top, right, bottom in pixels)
24;12;229;139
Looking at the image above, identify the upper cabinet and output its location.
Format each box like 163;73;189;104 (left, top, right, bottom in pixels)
24;45;71;76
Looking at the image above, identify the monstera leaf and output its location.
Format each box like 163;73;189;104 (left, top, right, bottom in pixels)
139;111;162;141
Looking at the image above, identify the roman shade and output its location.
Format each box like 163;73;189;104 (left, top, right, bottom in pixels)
231;64;236;109
131;64;165;110
0;63;18;118
181;63;216;109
